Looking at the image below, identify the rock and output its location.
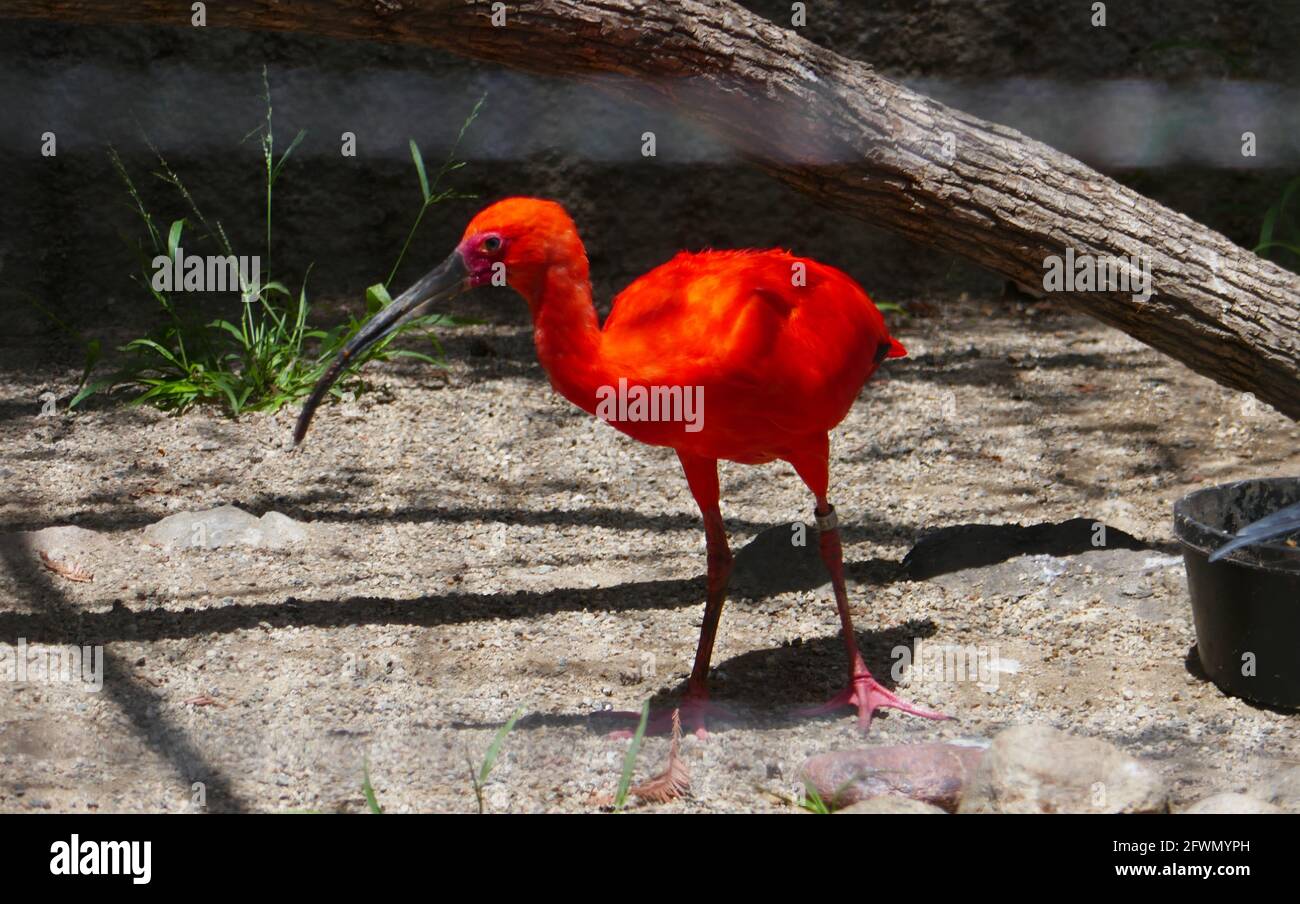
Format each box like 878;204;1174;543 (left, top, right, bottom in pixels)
1181;793;1283;814
143;505;310;550
3;525;113;581
801;742;984;812
836;796;947;814
14;525;111;557
143;505;256;549
258;511;311;547
958;724;1168;814
1259;766;1300;812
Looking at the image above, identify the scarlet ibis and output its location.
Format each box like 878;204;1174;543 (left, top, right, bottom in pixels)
295;197;949;735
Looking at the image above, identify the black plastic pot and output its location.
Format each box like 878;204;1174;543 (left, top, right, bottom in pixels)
1173;477;1300;709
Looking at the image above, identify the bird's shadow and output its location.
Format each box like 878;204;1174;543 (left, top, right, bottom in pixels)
451;620;943;736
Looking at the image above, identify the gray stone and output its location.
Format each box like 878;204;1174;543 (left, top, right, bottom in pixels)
143;505;310;550
802;742;984;812
16;525;110;556
836;796;947;814
257;511;311;547
1258;767;1300;812
5;525;112;576
958;724;1168;814
1181;793;1283;814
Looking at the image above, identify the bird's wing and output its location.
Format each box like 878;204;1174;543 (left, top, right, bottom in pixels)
602;250;897;382
598;250;901;445
1207;499;1300;562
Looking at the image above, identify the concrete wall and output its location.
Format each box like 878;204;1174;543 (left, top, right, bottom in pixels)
1;2;1296;346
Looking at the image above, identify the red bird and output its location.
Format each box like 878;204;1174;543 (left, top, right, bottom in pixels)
296;198;949;735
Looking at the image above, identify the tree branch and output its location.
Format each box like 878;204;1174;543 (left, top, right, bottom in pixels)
10;0;1300;417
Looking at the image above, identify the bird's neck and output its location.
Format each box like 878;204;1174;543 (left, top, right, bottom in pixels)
524;264;606;415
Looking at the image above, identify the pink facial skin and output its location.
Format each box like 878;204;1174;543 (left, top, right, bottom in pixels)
459;232;504;287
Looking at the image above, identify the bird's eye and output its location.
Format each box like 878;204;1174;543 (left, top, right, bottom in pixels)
483;235;502;252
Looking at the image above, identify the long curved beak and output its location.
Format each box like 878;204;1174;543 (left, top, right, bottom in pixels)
293;250;468;447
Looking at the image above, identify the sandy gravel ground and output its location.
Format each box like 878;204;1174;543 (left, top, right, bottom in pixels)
1;292;1297;813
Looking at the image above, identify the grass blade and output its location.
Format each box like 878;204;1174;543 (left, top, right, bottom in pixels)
69;377;114;410
272;129;307;185
410;138;431;203
478;707;524;787
166;219;185;261
362;762;383;814
614;700;650;811
365;282;393;315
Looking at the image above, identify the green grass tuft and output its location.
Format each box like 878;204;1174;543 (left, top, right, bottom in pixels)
70;70;484;417
1255;174;1300;271
800;780;832;814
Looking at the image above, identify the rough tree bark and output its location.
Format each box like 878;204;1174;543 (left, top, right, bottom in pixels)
9;0;1300;417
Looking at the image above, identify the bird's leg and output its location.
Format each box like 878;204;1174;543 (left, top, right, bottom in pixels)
803;498;950;731
676;504;733;731
604;455;734;739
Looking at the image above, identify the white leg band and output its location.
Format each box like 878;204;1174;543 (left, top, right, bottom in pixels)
815;506;838;532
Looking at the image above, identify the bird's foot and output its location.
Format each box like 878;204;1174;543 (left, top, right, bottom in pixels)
599;689;733;740
800;672;950;732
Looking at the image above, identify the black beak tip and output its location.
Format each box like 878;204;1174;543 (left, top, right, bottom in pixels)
292;411;314;449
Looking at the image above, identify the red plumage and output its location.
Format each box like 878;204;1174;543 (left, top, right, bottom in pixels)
596;249;906;463
321;197;950;735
